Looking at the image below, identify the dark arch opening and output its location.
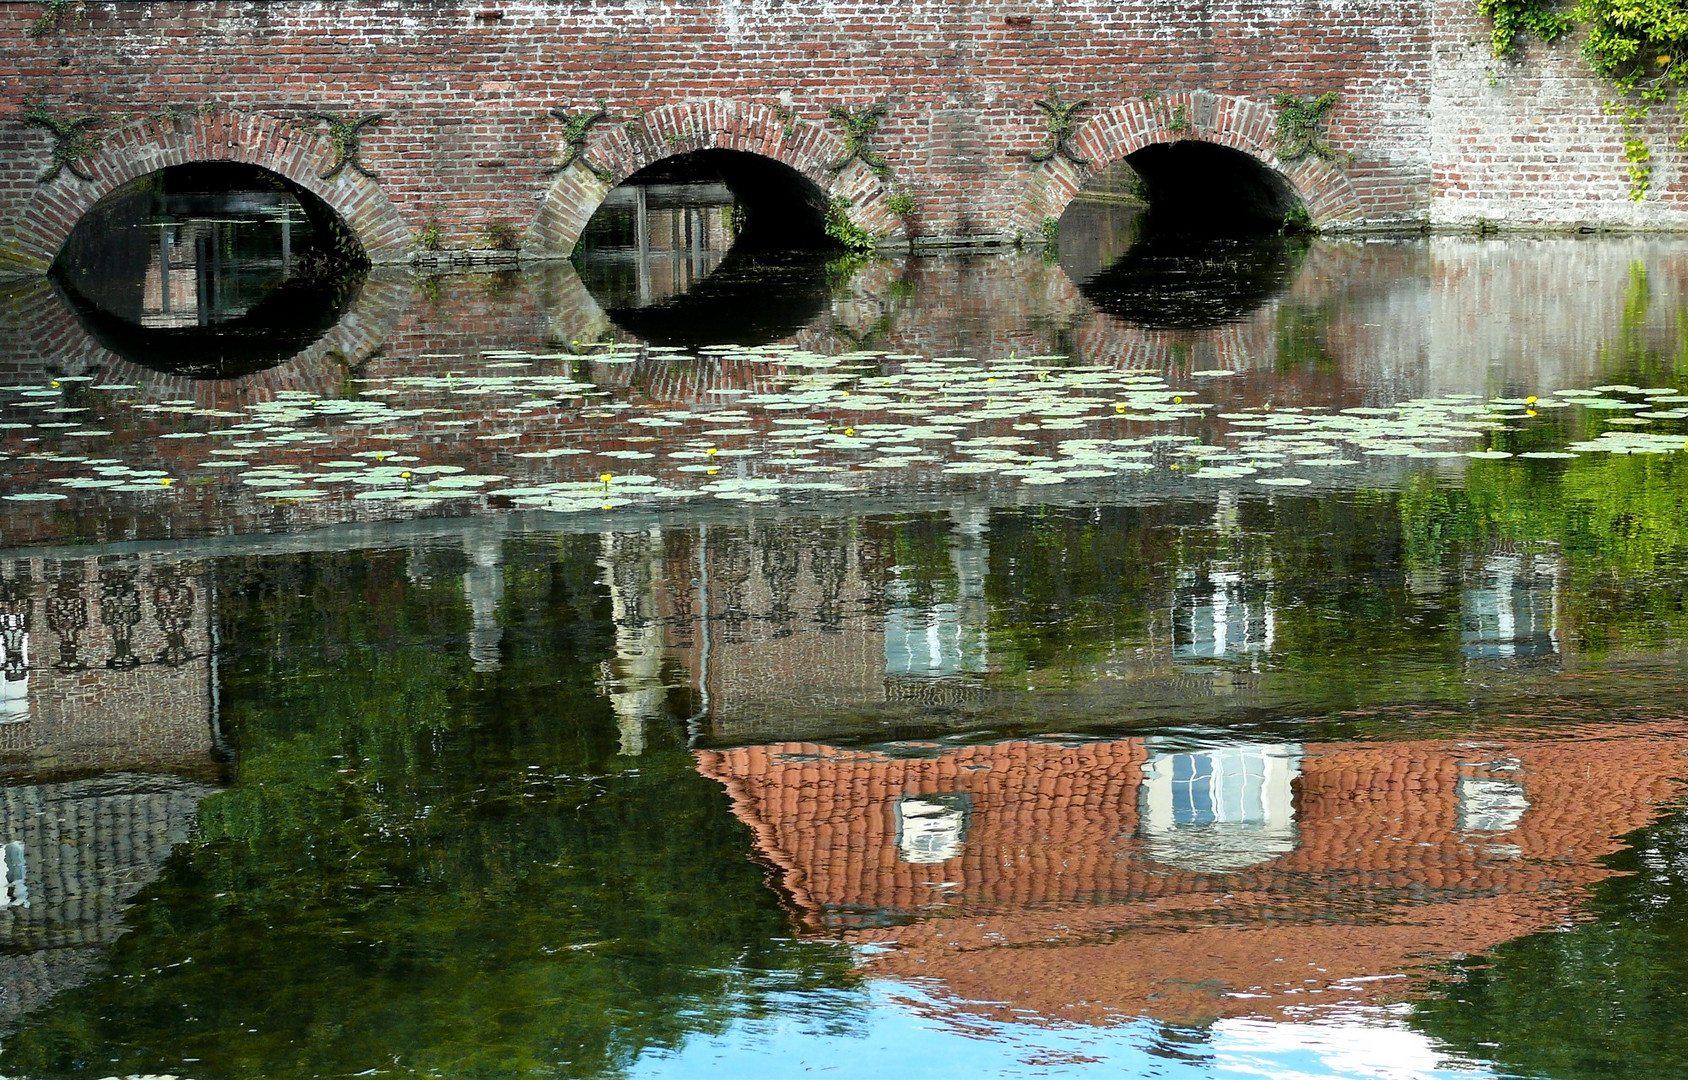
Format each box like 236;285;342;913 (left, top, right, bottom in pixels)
50;162;366;380
1126;141;1302;235
573;149;837;348
1054;144;1309;330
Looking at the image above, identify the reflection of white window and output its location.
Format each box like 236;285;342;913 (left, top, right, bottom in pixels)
1;842;26;909
1140;742;1301;872
0;619;26;725
896;794;971;864
1458;774;1528;833
884;601;987;678
884;513;990;681
1461;553;1559;660
1173;570;1274;662
0;678;23;725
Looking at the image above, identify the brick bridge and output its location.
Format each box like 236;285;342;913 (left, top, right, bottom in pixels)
2;0;1687;276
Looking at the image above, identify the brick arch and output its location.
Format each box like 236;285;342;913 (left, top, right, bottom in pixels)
6;110;413;274
526;99;907;257
1021;91;1362;233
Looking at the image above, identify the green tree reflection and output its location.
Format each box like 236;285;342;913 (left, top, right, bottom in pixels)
1413;809;1688;1080
0;542;856;1079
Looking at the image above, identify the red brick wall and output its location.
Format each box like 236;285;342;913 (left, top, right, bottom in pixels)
1432;5;1688;227
2;0;1435;272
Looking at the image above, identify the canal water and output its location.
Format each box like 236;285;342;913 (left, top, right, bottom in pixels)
1;182;1687;1079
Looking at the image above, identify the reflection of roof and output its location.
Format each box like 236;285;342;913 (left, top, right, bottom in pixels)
696;724;1688;1024
0;774;216;1034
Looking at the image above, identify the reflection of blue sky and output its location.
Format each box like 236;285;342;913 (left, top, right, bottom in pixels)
629;980;1501;1080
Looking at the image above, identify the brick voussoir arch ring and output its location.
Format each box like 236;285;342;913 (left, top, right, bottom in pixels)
13;110;413;270
525;98;907;257
1022;91;1361;231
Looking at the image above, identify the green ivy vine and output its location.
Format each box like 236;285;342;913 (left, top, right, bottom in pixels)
1482;0;1688;199
1479;0;1571;57
28;0;77;38
22;102;101;183
1273;91;1344;162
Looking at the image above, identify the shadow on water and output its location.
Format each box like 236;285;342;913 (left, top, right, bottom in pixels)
581;248;836;348
52;269;365;382
1076;229;1308;330
48;165;365;380
573;157;839;348
1059;198;1309;330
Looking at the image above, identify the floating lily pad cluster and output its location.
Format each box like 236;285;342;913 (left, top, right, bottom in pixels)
1;352;1684;518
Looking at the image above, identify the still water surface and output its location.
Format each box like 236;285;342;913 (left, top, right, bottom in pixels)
0;205;1687;1079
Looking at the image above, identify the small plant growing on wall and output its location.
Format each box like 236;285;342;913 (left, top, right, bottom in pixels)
481;220;519;251
886;191;916;217
1039;216;1061;262
1282;200;1315;234
28;0;82;37
772;103;806;143
824;196;875;252
418;216;444;251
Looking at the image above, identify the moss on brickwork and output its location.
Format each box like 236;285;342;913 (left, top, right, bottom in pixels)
825;104;890;175
1030;90;1093;168
305;110;388;182
1272;92;1343;162
546;107;613;181
21;101;100;183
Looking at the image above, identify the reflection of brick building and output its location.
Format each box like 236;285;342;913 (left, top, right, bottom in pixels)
596;512;995;746
697;725;1688;1025
0;554;225;1036
611;523;892;742
0;555;218;776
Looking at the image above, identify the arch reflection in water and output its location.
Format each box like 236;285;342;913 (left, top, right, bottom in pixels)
1057;145;1309;329
49;163;365;380
573;150;836;347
